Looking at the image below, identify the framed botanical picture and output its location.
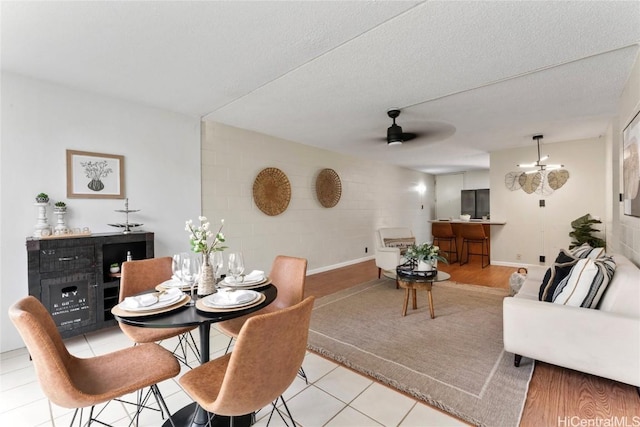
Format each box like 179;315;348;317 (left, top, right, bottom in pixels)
66;150;125;199
623;110;640;217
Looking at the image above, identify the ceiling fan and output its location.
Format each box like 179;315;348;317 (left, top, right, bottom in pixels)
386;109;418;145
517;134;564;173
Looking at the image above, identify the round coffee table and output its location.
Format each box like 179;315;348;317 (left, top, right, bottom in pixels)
396;270;451;319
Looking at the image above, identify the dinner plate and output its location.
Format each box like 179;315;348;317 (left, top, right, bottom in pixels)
157;279;192;291
222;276;267;287
202;290;261;308
120;292;185;312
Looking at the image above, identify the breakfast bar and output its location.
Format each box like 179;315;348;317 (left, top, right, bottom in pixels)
429;219;506;264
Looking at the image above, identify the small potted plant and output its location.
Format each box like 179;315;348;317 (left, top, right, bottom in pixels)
54;201;67;212
109;263;120;274
35;192;49;203
406;242;449;271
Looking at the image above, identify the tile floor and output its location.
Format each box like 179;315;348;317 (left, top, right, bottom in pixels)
0;325;465;426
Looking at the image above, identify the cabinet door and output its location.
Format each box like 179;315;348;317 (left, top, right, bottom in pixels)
41;272;97;333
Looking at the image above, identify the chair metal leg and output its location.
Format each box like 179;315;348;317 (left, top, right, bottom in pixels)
298;366;308;384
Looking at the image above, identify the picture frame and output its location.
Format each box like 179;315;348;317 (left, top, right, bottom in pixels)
66;150;125;199
623;110;640;217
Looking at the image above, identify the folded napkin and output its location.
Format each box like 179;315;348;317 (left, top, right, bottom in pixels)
124;288;182;308
212;290;256;305
225;270;265;285
159;288;183;301
124;294;157;308
244;270;265;281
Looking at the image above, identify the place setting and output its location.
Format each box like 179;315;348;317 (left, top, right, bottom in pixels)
111;287;190;317
196;288;266;313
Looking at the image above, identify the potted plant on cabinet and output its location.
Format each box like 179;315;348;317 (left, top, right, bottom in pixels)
54;201;67;212
35;193;49;203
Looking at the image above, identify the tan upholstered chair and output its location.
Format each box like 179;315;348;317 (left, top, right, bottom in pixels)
119;257;200;367
180;297;315;427
431;222;458;263
460;223;489;268
217;255;308;381
9;296;180;426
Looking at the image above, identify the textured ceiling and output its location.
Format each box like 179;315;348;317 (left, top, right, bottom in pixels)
2;1;639;174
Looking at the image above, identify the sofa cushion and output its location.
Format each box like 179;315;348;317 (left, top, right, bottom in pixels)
383;237;416;255
551;257;616;308
539;257;580;302
570;243;606;259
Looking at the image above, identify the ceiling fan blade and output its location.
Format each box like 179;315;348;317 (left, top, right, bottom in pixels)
402;132;418;141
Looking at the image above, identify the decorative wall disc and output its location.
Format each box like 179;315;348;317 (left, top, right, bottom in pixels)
518;171;542;194
253;167;291;216
316;168;342;208
547;169;570;190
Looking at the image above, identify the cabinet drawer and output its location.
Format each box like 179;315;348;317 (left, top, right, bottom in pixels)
40;245;95;273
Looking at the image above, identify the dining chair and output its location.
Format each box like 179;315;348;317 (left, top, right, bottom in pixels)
180;296;315;427
460;223;490;268
9;296;180;427
119;257;200;367
431;222;458;263
217;255;309;382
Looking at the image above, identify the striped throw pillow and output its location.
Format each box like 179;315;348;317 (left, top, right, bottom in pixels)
570;243;606;259
551;257;616;308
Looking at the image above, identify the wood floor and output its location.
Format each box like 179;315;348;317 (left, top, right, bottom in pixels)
305;258;640;426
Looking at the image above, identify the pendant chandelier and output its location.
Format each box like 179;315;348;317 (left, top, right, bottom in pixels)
517;134;564;174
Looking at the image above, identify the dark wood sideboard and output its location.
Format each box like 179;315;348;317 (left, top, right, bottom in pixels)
26;232;154;338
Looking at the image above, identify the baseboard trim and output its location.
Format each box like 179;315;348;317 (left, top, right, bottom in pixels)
307;256;374;275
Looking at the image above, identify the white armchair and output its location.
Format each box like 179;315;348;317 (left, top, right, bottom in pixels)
375;228;415;279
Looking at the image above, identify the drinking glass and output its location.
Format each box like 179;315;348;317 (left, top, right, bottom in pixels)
182;253;201;304
227;252;245;284
210;251;224;282
172;253;185;283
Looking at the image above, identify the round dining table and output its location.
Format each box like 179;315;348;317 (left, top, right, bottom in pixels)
114;284;277;427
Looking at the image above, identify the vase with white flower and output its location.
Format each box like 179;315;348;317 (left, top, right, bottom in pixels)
405;242;448;271
185;216;226;296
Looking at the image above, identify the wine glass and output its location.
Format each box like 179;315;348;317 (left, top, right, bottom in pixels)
227;252;245;284
172;253;185;283
182;253;201;304
210;251;224;282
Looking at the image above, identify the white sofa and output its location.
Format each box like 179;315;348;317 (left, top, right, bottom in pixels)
374;227;414;278
503;254;640;387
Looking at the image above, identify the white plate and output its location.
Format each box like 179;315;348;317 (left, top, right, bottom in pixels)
120;292;185;312
223;276;266;287
158;279;191;290
203;290;260;308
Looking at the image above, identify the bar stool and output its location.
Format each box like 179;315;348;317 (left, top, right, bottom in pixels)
460;223;489;268
431;222;458;263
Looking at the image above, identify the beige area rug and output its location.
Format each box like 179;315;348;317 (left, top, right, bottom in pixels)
308;279;534;427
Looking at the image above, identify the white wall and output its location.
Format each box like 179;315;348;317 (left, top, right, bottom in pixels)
201;121;435;274
435;170;489;219
616;53;640;264
463;170;490;189
0;72;201;351
490;137;606;266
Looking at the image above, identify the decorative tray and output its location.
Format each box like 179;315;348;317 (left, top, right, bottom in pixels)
396;262;437;279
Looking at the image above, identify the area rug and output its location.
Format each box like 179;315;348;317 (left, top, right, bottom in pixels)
307;279;534;427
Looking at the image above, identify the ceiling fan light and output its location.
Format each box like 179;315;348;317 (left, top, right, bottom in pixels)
387;124;404;145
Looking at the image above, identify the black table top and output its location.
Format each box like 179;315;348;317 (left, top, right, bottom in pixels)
114;284;277;328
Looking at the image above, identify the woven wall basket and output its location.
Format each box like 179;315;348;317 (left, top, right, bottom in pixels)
253;167;291;216
316;168;342;208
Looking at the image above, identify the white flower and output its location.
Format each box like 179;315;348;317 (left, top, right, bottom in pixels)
185;217;227;256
